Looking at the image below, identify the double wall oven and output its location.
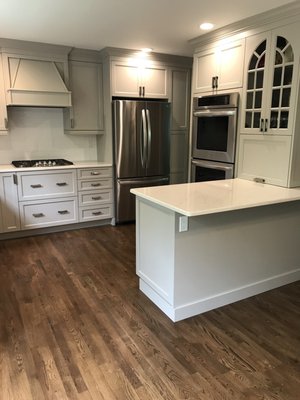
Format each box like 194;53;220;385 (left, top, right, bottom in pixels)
191;92;239;182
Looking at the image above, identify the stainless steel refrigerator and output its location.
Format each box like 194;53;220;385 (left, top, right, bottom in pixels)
113;99;171;223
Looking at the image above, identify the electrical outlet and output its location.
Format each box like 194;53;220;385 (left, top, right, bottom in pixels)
179;216;188;232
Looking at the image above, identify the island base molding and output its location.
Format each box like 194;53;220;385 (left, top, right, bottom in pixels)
135;198;300;322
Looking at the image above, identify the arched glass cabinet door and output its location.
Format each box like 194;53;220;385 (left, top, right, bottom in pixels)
244;40;266;130
269;36;294;131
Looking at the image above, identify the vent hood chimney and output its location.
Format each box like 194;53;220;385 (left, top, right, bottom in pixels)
5;58;71;107
0;39;72;108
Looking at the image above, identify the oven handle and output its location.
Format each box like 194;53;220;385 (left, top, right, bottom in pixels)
191;159;233;171
193;110;236;117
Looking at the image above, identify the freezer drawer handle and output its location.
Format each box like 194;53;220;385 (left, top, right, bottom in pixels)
92;211;102;216
91;183;101;187
58;210;69;215
91;171;100;176
30;184;43;188
33;213;45;218
56;182;68;186
92;196;102;200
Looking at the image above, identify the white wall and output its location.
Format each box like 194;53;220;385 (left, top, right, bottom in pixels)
0;107;98;163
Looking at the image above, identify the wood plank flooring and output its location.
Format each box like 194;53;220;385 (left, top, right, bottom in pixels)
0;224;299;399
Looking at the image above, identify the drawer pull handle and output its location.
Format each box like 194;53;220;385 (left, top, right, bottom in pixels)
33;213;45;218
58;210;69;215
91;171;100;176
31;184;42;188
56;182;67;186
92;211;102;216
92;196;102;200
91;183;101;187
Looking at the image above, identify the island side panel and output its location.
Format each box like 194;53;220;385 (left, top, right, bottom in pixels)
135;198;176;319
173;201;300;321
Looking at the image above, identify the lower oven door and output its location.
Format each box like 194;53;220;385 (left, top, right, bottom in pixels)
191;159;234;182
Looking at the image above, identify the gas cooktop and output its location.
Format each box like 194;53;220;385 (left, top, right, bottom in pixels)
12;159;74;168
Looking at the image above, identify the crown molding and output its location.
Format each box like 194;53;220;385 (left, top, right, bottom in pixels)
189;1;300;49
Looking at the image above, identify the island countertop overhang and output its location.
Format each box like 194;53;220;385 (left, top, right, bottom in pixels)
130;178;300;217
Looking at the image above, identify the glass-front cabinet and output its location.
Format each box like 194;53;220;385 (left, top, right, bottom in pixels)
241;24;299;135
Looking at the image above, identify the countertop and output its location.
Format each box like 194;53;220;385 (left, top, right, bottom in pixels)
0;161;112;173
131;178;300;217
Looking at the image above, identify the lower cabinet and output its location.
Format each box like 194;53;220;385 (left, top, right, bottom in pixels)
0;173;20;232
0;165;113;236
77;166;113;222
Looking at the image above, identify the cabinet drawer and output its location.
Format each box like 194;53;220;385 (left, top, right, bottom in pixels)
20;197;78;229
79;205;113;222
77;167;112;179
78;189;113;206
77;178;112;191
18;171;76;200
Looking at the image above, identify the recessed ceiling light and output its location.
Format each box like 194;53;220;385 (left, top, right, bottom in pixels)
141;47;153;53
200;22;214;31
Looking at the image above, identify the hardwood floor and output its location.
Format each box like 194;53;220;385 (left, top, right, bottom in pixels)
0;224;299;400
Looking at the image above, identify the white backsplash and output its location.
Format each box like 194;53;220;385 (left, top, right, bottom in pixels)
0;107;98;164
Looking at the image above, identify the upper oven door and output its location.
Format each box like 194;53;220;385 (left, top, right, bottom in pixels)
192;108;237;163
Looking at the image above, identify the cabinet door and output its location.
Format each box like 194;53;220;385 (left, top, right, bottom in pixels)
217;39;245;90
0;54;8;135
193;48;218;93
0;173;20;232
65;60;104;134
171;68;190;131
111;62;140;97
142;66;168;98
237;134;291;187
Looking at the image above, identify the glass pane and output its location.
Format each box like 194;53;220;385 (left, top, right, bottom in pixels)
256;70;264;88
246;92;253;109
274;51;283;65
256;41;266;55
253;112;261;128
282;88;291;107
273;67;282;86
247;72;255;90
272;89;280;108
245;112;252;128
257;54;265;69
255;91;262;109
283;45;294;63
283;65;293;85
277;36;288;50
249;55;258;71
270;111;278;129
280;111;289;128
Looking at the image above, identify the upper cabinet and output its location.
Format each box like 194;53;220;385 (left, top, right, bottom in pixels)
193;39;245;94
111;61;168;98
240;25;299;135
238;22;300;187
64;49;104;135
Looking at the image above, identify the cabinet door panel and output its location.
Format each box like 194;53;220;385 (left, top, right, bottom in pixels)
193;48;218;93
171;69;190;130
143;67;168;98
238;134;291;186
112;63;140;97
218;39;245;90
0;173;20;232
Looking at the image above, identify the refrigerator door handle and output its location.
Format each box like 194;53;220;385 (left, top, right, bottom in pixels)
146;109;152;168
140;109;147;168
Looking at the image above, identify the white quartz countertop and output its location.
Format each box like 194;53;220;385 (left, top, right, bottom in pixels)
130;178;300;217
0;161;112;173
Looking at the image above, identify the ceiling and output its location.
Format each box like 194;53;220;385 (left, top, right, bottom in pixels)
0;0;296;56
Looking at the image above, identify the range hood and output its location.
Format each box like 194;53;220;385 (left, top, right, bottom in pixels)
5;57;71;107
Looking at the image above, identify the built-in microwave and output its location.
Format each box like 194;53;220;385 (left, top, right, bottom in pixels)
192;93;239;163
191;159;234;182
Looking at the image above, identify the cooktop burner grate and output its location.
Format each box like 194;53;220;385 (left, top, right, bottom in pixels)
12;159;74;168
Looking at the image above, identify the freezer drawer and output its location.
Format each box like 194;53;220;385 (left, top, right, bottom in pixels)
116;177;169;223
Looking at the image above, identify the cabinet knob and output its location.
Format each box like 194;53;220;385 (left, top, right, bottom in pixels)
33;213;45;218
92;196;102;200
92;211;102;216
91;183;101;187
30;184;43;188
58;210;69;215
56;182;68;186
91;171;100;176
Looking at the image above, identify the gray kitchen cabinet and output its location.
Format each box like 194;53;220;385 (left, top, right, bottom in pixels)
0;54;8;135
169;68;191;184
0;173;20;232
111;61;168;98
64;52;104;134
193;39;245;94
238;22;300;187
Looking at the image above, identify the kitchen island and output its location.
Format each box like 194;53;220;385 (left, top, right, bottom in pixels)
131;179;300;322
